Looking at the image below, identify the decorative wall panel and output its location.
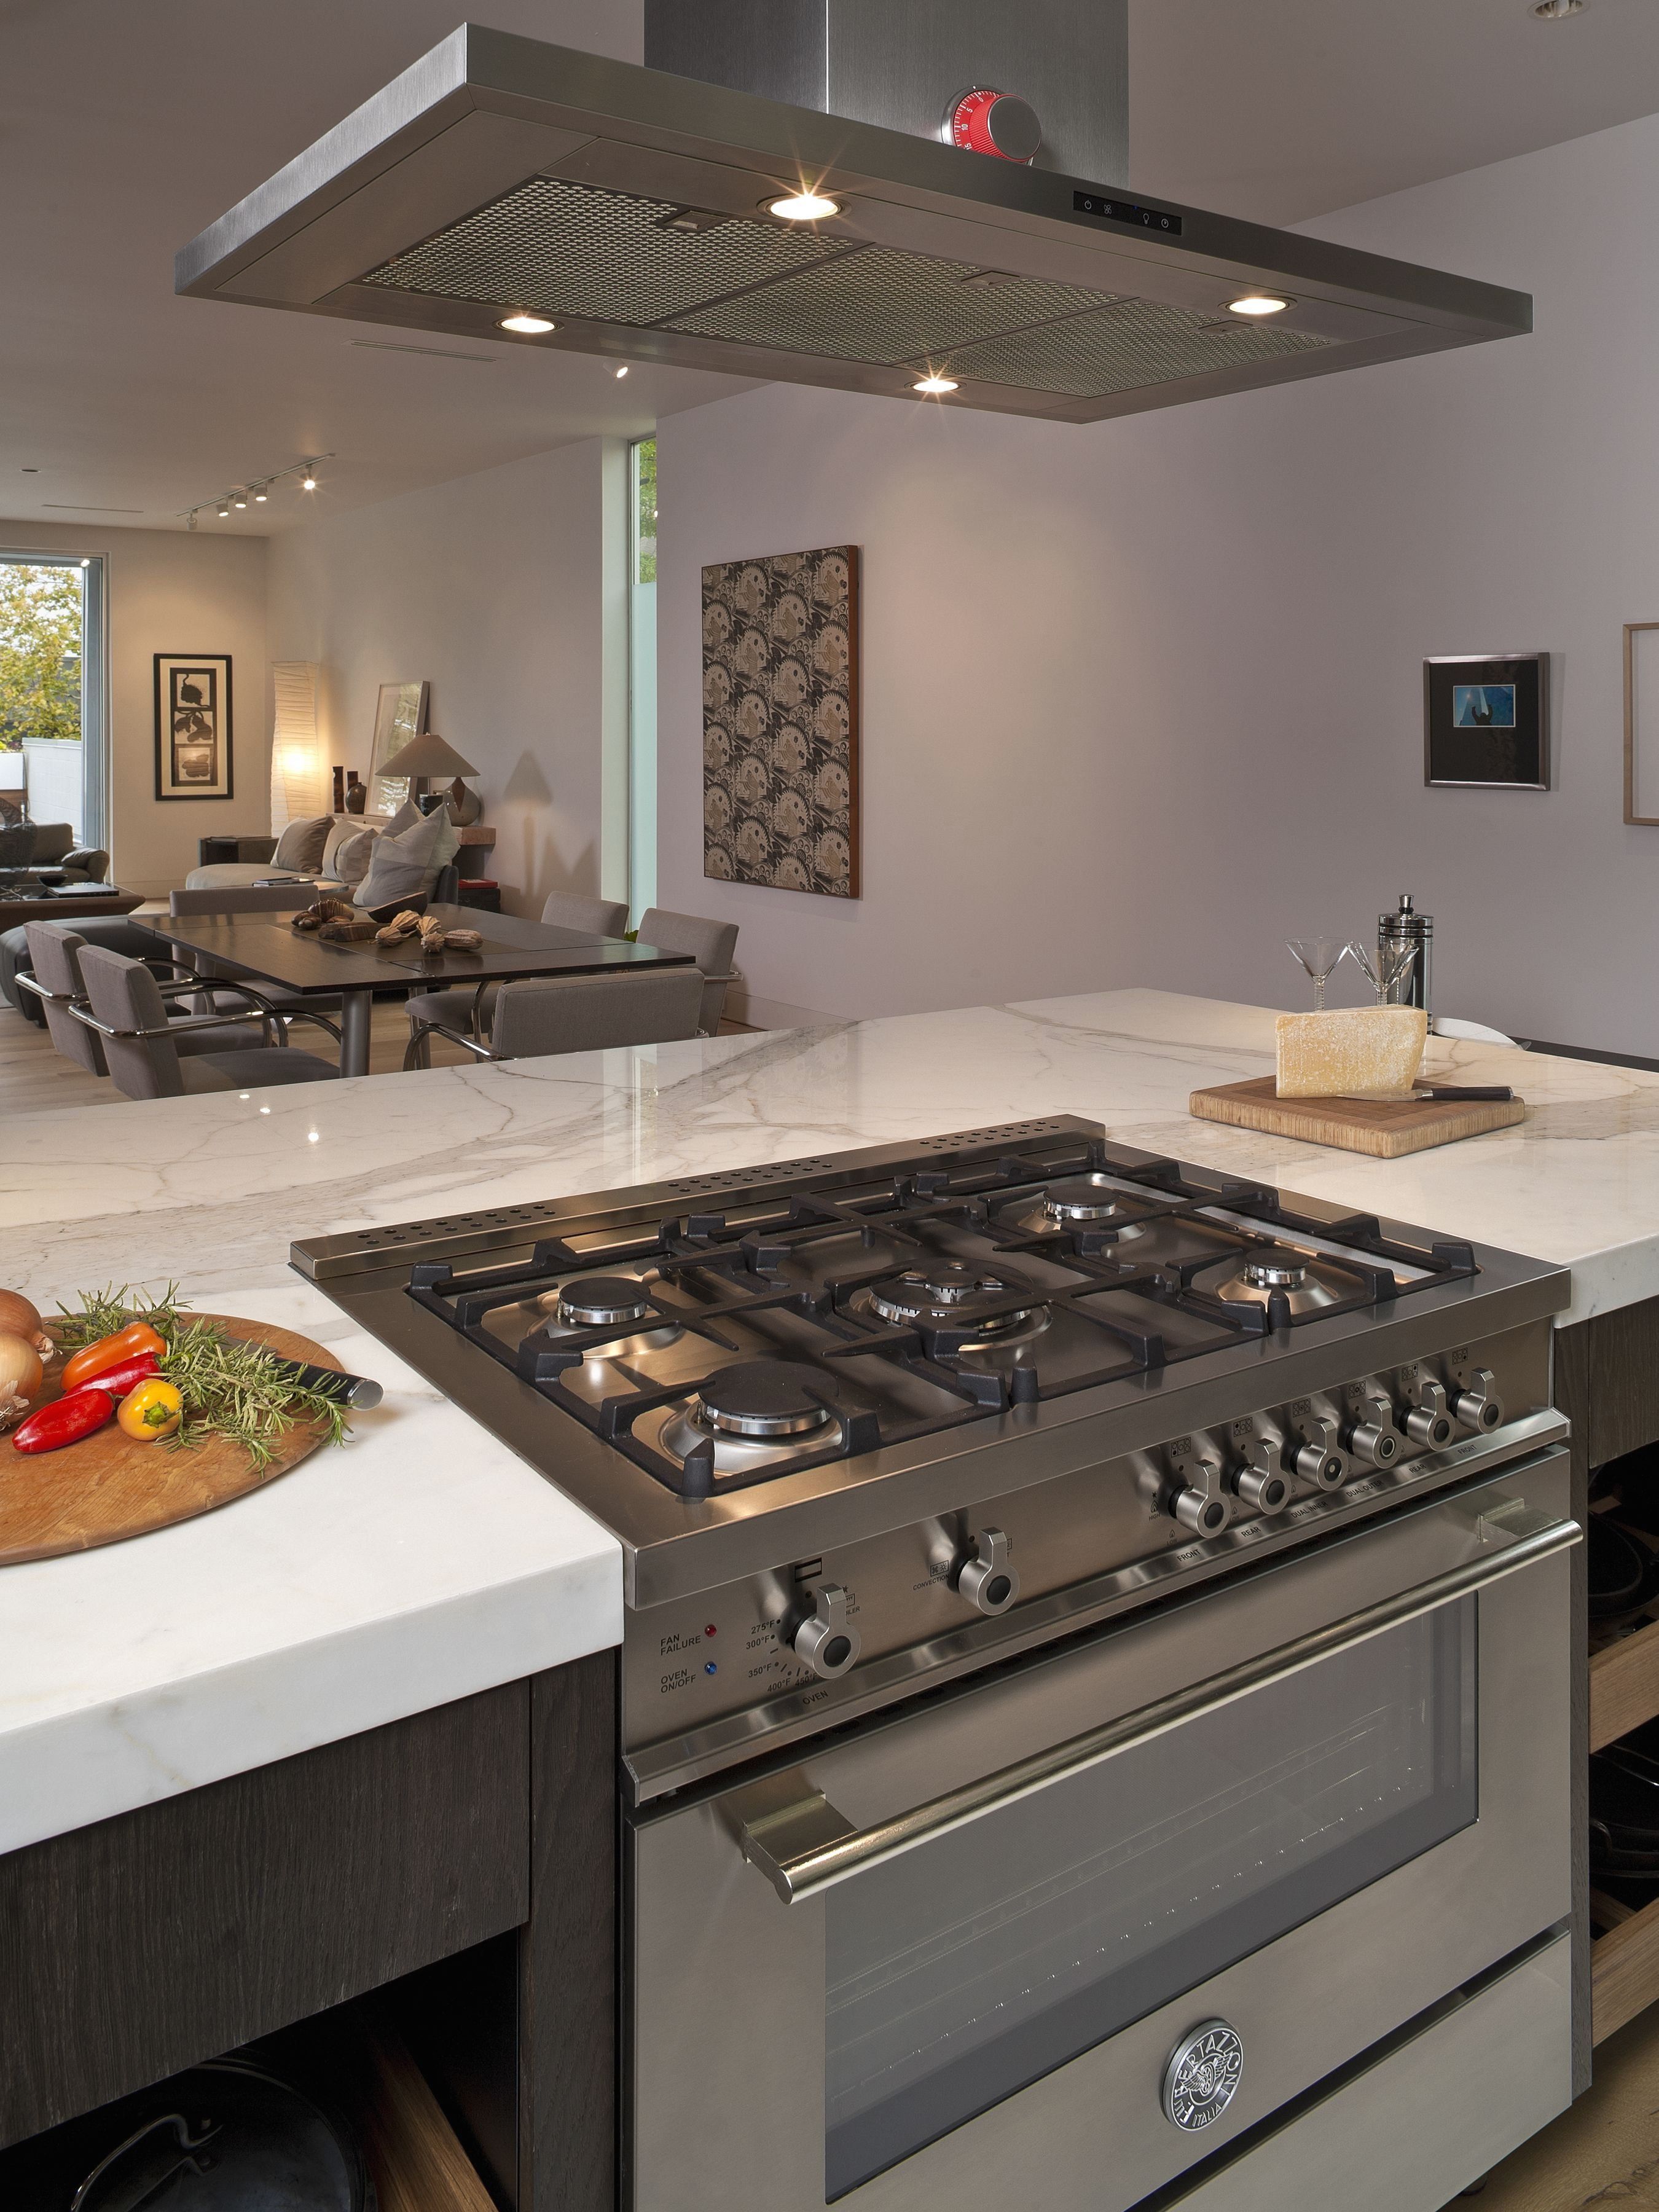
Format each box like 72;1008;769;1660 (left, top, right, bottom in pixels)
702;546;860;898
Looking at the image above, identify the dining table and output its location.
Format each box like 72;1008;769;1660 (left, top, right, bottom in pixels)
137;903;699;1078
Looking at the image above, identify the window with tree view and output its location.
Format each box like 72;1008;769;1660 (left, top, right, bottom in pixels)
0;554;104;853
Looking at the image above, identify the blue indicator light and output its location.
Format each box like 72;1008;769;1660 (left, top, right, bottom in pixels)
705;1661;718;1676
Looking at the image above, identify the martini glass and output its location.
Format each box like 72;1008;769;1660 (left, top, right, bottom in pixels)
1346;939;1417;1004
1287;936;1344;1011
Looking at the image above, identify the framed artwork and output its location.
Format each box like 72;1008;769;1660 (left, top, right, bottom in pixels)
1423;653;1550;791
367;680;429;815
153;654;233;801
702;545;860;898
1625;624;1659;823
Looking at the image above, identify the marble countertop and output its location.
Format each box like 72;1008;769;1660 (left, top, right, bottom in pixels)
3;986;1653;1853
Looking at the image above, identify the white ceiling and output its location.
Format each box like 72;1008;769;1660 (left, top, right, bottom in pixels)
4;0;1659;537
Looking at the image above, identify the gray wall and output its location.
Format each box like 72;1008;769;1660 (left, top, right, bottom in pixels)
267;440;627;917
656;112;1659;1053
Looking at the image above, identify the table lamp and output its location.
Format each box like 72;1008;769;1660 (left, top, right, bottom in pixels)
389;729;479;812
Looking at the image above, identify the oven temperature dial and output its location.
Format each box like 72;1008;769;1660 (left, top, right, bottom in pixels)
955;1528;1020;1615
791;1585;861;1679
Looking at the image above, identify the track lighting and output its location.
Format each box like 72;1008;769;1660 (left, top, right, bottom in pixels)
253;485;269;502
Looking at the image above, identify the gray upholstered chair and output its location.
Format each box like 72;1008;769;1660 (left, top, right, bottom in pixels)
76;946;339;1097
409;968;704;1069
635;909;739;1033
20;922;269;1078
402;889;632;1066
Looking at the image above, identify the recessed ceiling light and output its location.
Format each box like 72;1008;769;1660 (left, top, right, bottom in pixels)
1228;292;1292;316
498;312;555;334
615;364;629;378
913;374;959;395
767;191;839;222
1532;0;1585;17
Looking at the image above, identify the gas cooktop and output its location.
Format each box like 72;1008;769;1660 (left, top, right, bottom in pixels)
294;1118;1568;1609
401;1137;1480;1500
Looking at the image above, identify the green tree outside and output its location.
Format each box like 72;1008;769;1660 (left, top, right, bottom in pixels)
0;562;82;750
635;437;657;584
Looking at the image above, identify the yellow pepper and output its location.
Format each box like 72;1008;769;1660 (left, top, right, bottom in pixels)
117;1378;182;1442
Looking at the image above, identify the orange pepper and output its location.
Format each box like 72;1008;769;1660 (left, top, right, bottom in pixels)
117;1378;182;1442
61;1321;167;1392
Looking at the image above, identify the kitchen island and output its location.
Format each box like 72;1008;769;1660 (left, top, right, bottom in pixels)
2;987;1656;2207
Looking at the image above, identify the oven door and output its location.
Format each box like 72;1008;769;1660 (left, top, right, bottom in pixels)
628;1451;1575;2212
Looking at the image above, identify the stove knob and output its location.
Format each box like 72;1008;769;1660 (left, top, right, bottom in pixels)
1230;1439;1290;1516
1343;1390;1403;1469
1404;1378;1456;1450
1451;1367;1505;1434
955;1527;1020;1615
1290;1418;1349;1491
1167;1453;1234;1537
946;87;1043;163
791;1584;860;1680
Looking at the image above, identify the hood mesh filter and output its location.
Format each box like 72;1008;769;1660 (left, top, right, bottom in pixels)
946;296;1331;398
669;246;1128;367
364;176;847;326
363;173;1330;401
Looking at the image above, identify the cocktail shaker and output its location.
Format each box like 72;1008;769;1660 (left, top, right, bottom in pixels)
1379;893;1433;1019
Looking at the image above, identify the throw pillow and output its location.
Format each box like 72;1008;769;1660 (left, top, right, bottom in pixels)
331;827;378;889
385;796;460;873
270;814;332;873
0;825;34;869
354;807;447;910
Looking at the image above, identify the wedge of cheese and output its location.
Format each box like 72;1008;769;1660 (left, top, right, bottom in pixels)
1275;1005;1429;1099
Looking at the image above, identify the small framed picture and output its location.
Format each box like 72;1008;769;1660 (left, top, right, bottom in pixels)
1424;653;1549;790
154;654;233;801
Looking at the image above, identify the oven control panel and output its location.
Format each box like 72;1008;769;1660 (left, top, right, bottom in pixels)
624;1321;1552;1785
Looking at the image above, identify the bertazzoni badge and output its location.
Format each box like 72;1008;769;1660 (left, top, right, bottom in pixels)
1161;2020;1245;2132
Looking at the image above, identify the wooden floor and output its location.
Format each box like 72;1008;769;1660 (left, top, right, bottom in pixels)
0;995;760;1112
1443;2002;1659;2208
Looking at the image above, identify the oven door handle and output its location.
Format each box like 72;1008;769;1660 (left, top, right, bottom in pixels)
738;1510;1581;1904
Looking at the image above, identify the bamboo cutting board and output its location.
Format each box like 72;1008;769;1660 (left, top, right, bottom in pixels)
0;1316;344;1566
1190;1075;1526;1159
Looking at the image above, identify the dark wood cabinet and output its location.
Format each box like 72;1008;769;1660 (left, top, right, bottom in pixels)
0;1652;617;2212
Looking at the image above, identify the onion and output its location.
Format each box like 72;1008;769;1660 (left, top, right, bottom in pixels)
0;1290;50;1357
0;1330;44;1432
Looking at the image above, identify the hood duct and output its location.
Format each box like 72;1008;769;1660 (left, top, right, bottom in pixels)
176;21;1530;425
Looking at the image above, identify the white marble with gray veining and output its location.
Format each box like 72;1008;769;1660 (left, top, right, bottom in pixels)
3;987;1653;1853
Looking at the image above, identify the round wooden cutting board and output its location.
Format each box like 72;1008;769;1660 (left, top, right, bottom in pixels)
0;1316;347;1566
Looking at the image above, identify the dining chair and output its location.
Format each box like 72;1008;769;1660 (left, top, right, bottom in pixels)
401;889;633;1067
168;886;343;1043
75;946;340;1097
635;909;739;1033
409;968;704;1069
20;921;270;1079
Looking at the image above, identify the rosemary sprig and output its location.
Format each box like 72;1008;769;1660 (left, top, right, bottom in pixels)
52;1285;350;1470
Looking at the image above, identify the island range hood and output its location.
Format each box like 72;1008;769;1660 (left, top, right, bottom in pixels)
176;13;1531;425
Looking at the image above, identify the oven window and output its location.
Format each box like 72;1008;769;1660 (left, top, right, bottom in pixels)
823;1599;1476;2198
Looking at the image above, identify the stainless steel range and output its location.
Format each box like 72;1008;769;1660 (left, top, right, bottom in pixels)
294;1116;1579;2211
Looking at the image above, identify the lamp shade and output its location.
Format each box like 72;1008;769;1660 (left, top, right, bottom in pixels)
270;661;326;828
390;729;478;780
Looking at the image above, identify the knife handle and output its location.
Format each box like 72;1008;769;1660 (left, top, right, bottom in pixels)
1418;1084;1515;1102
270;1357;384;1410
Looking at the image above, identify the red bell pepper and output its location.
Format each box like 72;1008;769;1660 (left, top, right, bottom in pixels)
12;1387;117;1454
68;1352;160;1400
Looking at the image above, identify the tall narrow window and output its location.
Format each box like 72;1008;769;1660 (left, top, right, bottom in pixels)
628;437;657;923
0;551;105;853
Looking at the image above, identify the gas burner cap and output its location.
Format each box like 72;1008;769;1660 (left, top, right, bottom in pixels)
1242;1256;1308;1290
557;1275;651;1327
1212;1249;1351;1315
1043;1175;1135;1223
695;1360;836;1438
867;1262;1038;1334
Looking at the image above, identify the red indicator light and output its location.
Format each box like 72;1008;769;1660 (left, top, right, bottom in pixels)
704;1623;718;1637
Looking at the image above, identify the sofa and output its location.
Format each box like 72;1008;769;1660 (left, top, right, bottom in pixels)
1;916;168;1027
0;822;111;885
187;813;460;904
